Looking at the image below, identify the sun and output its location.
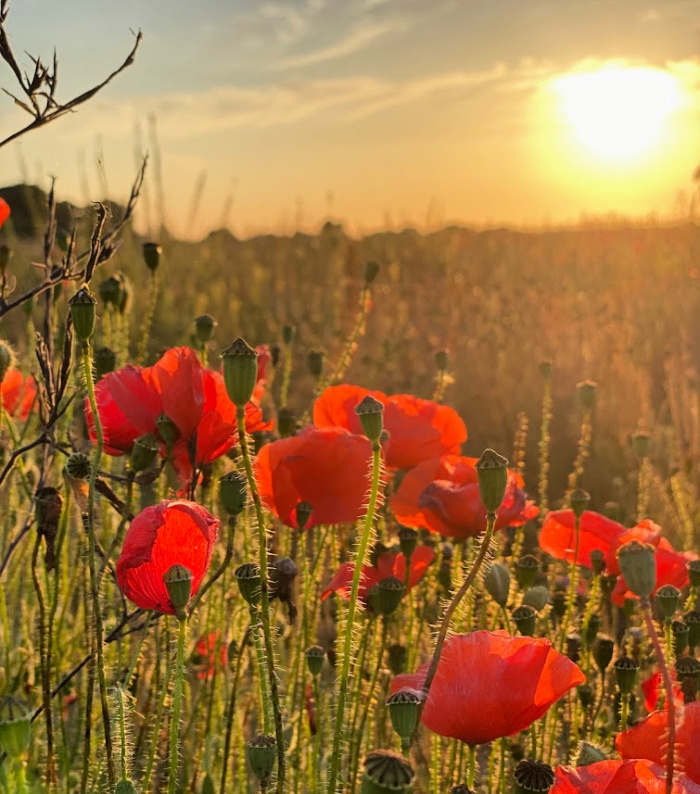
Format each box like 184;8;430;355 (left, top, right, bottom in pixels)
550;65;682;162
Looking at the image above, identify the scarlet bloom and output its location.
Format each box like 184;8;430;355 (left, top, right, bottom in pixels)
390;630;584;745
0;197;10;228
539;510;626;567
616;701;700;784
391;455;538;539
641;670;683;713
313;384;467;469
552;759;700;793
193;631;227;681
0;368;37;420
322;545;435;607
116;500;219;615
254;426;372;529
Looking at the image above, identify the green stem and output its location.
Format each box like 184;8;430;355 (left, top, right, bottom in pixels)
467;744;476;789
558;512;581;652
169;615;188;794
138;269;159;364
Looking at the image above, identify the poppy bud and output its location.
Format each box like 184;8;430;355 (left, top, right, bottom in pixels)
589;549;606;576
0;341;13;382
655;584;681;620
65;452;91;481
569;488;589;519
364;261;380;285
247;734;276;787
282;325;294;345
98;275;123;307
576;380;597;410
142;242;162;271
0;696;32;758
512;605;537;637
386;689;421;746
156;413;181;448
630;430;651;459
684;610;700;649
583;613;601;645
0;244;11;275
361;749;415;794
516;555;539;590
475;448;508;514
221;337;259;406
539;360;552;379
307;350;324;378
194;314;216;344
305;645;325;677
513;759;555;793
575;741;608;766
522;586;549;613
354;394;384;444
551;591;567;620
115;782;138;794
163;564;193;616
397;527;417;560
593;636;614;672
295;501;313;531
372;577;405;616
387;645;407;676
434;349;449;371
613;656;638;694
277;407;297;438
69;286;97;343
219;471;248;517
566;633;582;664
616;540;656;600
94;346;117;378
235;563;261;607
130;434;158;474
484;562;510;608
200;776;215;794
577;684;594;709
672;618;689;656
688;560;700;589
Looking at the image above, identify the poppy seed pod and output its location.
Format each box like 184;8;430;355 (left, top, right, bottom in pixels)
672;618;689;656
589;549;606;576
156;413;181;448
613;656;638;694
566;633;582;664
130;434;158;474
93;346;117;379
593;636;615;672
583;613;601;644
307;350;324;378
631;430;651;459
484;562;511;607
235;563;261;607
282;325;294;345
65;452;91;481
450;787;475;794
305;645;325;677
434;348;449;371
684;609;700;649
655;584;681;620
575;741;608;766
551;591;567;620
98;275;123;307
277;407;297;438
569;488;590;519
516;555;539;590
360;749;415;794
372;576;406;616
69;286;97;343
221;337;259;406
577;684;594;709
473;448;508;514
194;314;216;344
295;501;313;531
387;645;407;676
386;689;421;745
513;759;555;793
616;540;656;600
364;260;380;285
247;734;276;786
512;605;537;636
688;560;700;589
0;696;32;758
355;394;385;444
163;564;193;616
142;241;162;271
576;380;597;410
114;782;138;794
219;471;248;517
522;586;550;613
539;360;552;379
397;527;418;560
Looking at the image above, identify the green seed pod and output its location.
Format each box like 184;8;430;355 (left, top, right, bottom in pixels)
0;696;32;758
539;360;552;379
434;348;449;372
566;633;582;664
282;325;294;345
163;564;193;615
142;242;162;272
115;782;138;794
69;286;97;343
305;645;325;677
576;380;597;410
684;610;700;649
672;618;689;657
630;430;651;459
512;605;537;636
593;636;615;672
364;261;380;285
295;501;313;531
515;555;539;590
475;448;509;514
360;749;415;794
583;613;601;645
221;337;259;406
130;434;158;474
688;560;700;589
655;584;681;620
616;540;656;600
387;645;407;676
219;471;248;517
386;689;421;745
613;656;638;695
247;734;276;786
93;346;117;379
98;275;123;307
522;586;550;613
235;563;261;607
156;413;181;448
65;452;91;481
577;684;594;710
194;313;217;343
373;576;406;616
589;549;606;576
513;759;555;793
200;774;215;794
677;656;699;703
551;591;567;620
569;488;590;519
484;562;510;608
277;407;297;438
575;741;608;767
307;350;324;378
355;394;385;444
397;527;418;560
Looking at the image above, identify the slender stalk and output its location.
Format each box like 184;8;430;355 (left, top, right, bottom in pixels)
467;744;477;789
220;628;249;794
169;616;188;794
538;368;553;515
137;269;159;364
558;512;581;652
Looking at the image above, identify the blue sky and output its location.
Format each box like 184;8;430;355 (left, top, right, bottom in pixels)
0;0;698;236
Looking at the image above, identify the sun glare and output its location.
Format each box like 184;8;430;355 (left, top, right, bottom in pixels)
551;66;682;162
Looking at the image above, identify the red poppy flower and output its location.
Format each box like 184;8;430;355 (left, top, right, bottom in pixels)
539;510;626;567
616;701;700;784
116;500;219;615
321;545;436;607
193;631;228;680
390;630;584;745
0;198;10;228
254;426;373;529
313;384;467;469
641;670;683;713
552;759;700;793
391;455;538;539
0;368;37;420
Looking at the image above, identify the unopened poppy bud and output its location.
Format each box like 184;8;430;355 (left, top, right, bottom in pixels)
361;749;415;794
577;684;594;709
142;242;162;271
129;434;158;474
235;563;261;607
513;759;555;793
569;488;589;519
522;586;549;613
282;325;294;345
98;275;123;307
631;430;651;459
575;741;608;767
305;645;325;676
613;656;638;694
0;341;13;382
0;245;11;275
539;360;552;379
584;613;601;644
577;380;597;410
272;557;297;594
94;346;117;378
195;314;216;343
684;609;700;649
434;349;449;371
512;605;537;636
247;734;276;786
656;584;681;620
163;564;193;615
0;696;32;758
516;555;539;589
115;782;138;794
373;576;405;616
355;395;384;443
397;527;417;560
616;540;656;600
589;549;606;576
364;261;380;285
295;501;313;531
475;448;508;514
387;644;407;676
593;636;614;672
688;560;700;589
277;407;297;438
156;413;181;448
65;452;91;481
386;689;421;745
672;618;689;656
69;286;97;343
221;337;259;406
307;350;324;378
219;471;248;517
484;562;510;607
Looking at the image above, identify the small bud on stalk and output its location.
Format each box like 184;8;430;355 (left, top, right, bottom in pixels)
235;563;262;607
569;488;590;519
69;286;97;343
130;434;158;474
194;313;216;343
397;527;417;560
93;347;117;378
221;337;259;406
616;540;656;601
219;471;248;517
575;741;608;766
516;555;539;590
484;562;510;607
386;689;421;748
364;260;380;285
576;380;597;410
512;605;537;636
355;395;385;444
163;564;193;617
522;586;550;613
593;636;615;672
613;656;638;694
247;734;276;788
277;407;297;438
295;501;313;531
142;242;162;272
475;448;509;514
305;645;325;677
307;349;324;379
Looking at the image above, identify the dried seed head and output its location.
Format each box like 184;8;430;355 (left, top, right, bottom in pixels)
513;759;555;793
361;749;415;793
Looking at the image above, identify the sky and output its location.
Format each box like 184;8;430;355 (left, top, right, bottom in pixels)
0;0;698;238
